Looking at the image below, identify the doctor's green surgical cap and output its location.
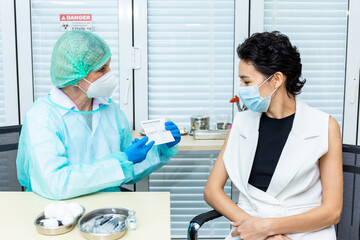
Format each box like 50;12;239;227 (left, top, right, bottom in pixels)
50;30;112;88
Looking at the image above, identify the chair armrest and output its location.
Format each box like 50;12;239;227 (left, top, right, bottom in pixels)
187;209;222;240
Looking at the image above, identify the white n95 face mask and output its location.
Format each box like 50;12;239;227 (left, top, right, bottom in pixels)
78;70;118;98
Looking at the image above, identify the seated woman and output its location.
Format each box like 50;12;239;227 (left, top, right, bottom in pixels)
204;31;342;240
16;30;181;200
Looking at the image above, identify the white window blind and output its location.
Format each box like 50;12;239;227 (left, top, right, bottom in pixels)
150;153;231;238
147;0;235;130
147;0;235;238
263;0;348;128
0;2;5;125
30;0;120;103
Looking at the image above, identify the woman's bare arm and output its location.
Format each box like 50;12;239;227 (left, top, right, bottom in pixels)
204;130;252;222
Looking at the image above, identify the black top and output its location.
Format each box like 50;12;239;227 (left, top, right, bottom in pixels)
248;113;295;192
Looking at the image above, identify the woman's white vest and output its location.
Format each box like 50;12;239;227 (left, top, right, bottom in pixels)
223;99;335;240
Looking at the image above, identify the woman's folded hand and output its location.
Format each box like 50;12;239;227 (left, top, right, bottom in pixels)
230;217;273;240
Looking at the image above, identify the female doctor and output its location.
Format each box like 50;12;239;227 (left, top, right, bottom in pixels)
16;30;180;200
204;31;343;240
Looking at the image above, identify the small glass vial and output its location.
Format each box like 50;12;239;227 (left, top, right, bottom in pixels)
128;210;137;230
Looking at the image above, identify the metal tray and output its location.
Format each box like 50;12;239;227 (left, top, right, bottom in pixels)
34;206;85;236
78;207;129;240
193;129;228;140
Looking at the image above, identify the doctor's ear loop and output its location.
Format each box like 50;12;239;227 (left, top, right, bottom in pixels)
76;82;88;94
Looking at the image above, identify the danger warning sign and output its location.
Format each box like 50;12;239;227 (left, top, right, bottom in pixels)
60;14;92;32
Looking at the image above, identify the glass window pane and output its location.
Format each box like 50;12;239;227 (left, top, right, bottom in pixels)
264;0;348;128
149;152;232;238
30;0;121;103
147;0;235;130
147;1;235;238
0;2;5;125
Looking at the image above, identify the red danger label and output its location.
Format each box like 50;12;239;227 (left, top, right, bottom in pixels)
60;14;92;21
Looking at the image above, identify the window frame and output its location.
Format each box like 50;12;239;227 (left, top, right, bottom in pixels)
15;0;33;124
0;0;19;126
251;0;357;144
15;0;135;127
133;0;250;130
344;0;360;144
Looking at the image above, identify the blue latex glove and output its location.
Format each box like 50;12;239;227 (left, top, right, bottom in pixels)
124;136;155;164
165;121;181;148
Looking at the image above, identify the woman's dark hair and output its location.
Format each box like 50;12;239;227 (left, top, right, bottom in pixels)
237;31;305;95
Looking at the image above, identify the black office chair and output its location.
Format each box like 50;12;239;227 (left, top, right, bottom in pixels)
0;125;22;191
336;144;360;239
188;144;360;240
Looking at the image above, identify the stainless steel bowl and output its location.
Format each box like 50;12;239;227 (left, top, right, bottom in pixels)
216;122;231;130
34;206;85;235
190;115;210;132
78;207;129;240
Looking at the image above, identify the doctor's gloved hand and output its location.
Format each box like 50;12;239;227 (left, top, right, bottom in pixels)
165;121;181;148
124;136;155;164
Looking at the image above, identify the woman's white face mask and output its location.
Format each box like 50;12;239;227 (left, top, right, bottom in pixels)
77;70;118;98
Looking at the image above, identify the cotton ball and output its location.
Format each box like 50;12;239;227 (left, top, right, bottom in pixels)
53;206;67;221
61;212;75;226
43;201;82;227
44;203;57;219
41;218;59;227
66;202;84;218
57;202;70;211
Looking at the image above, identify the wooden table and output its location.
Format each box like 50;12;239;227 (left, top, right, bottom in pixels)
132;131;225;151
0;192;170;240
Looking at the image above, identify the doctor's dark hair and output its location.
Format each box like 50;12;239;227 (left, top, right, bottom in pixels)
236;31;305;96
